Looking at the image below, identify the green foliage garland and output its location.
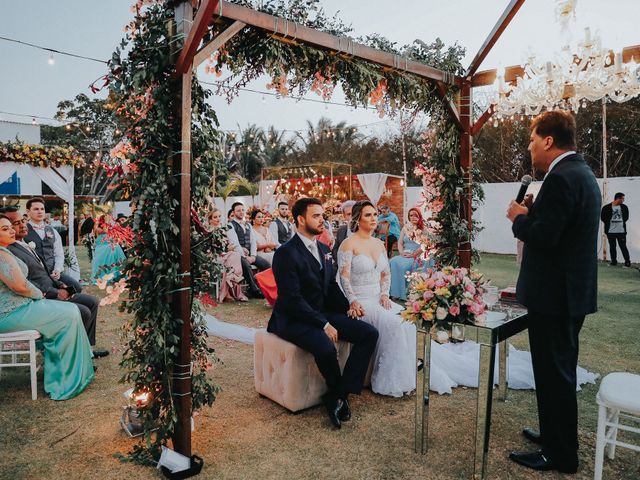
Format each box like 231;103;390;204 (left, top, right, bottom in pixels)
107;0;473;464
108;2;224;462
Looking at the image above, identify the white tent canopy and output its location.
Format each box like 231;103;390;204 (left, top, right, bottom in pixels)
0;161;80;279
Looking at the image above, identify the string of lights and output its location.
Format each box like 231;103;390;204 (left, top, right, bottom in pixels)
0;35;107;64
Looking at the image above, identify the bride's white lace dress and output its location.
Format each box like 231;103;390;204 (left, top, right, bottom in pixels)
337;250;598;397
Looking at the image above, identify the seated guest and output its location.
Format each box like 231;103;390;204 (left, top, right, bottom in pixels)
317;213;335;249
0;215;94;400
331;200;355;265
268;201;294;248
206;207;248;302
0;207;108;358
24;197;82;293
250;209;277;265
389;208;434;300
226;202;268;298
92;214;127;283
377;204;401;257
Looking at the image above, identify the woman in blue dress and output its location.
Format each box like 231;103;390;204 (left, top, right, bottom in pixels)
389;207;434;300
91;214;126;283
0;215;94;400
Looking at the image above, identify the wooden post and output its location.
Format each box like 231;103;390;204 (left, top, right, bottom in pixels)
458;81;473;269
172;1;193;457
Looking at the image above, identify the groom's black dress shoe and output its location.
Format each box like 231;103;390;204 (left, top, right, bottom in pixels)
322;394;343;429
522;427;543;445
509;450;577;473
338;398;351;422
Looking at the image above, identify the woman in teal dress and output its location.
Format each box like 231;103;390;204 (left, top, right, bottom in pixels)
0;215;94;400
91;214;126;283
389;208;434;300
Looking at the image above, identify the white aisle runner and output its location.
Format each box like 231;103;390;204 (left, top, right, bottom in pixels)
205;314;262;345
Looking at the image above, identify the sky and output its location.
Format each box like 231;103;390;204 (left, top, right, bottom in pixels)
1;0;638;139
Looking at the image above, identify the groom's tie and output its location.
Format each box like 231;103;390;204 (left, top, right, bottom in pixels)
308;241;323;269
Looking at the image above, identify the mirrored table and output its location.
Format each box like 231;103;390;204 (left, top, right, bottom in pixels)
414;305;529;480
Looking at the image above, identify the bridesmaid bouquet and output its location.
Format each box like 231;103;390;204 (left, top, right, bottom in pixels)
400;266;488;333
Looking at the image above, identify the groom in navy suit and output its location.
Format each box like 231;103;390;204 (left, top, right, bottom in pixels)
268;197;378;429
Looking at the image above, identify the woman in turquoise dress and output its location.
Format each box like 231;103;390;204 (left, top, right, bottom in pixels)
91;214;126;283
389;208;434;300
0;215;94;400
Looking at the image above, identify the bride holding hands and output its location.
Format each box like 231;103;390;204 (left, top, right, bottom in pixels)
337;200;598;398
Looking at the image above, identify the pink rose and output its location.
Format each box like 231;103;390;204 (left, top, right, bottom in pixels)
449;305;460;316
465;284;476;294
435;279;446;288
423;291;434;300
413;302;421;313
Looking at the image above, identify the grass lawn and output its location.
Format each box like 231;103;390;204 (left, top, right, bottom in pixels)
0;252;638;479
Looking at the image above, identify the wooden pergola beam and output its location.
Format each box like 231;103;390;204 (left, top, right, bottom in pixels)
193;20;246;67
175;0;220;74
472;44;640;87
435;81;463;131
215;1;462;86
471;105;495;136
465;0;526;77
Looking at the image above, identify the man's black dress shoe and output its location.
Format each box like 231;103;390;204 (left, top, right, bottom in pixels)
522;427;543;445
338;398;351;422
509;450;577;473
322;394;343;429
92;349;110;358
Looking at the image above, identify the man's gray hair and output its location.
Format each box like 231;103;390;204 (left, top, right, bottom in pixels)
341;200;356;212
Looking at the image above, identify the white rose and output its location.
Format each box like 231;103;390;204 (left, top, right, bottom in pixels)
436;330;449;343
436;306;448;320
28;242;36;250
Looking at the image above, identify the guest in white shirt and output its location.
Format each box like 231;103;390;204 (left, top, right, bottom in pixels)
23;197;82;293
226;202;269;298
268;201;295;248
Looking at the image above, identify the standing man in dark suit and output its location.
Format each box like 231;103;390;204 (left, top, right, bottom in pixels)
268;197;378;429
601;192;631;267
507;110;601;473
1;206;108;358
331;200;355;265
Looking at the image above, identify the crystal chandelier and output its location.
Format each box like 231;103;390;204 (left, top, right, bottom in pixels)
492;9;640;118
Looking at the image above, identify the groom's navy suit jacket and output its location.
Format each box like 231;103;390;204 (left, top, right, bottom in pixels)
268;234;349;338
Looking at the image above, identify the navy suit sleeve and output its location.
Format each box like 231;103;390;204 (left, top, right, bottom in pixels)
272;246;328;329
512;173;574;250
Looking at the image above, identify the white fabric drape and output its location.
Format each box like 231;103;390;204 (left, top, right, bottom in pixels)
357;173;388;206
258;180;277;209
0;162;20;185
30;165;79;280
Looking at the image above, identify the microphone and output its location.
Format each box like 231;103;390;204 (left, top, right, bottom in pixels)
515;175;533;204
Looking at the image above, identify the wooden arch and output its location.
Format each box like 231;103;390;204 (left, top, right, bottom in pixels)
168;0;640;455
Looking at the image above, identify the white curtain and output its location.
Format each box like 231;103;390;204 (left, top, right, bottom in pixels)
357;173;388;206
259;180;277;209
30;165;79;280
0;162;20;184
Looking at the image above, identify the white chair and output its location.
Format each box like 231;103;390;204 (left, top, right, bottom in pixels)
0;330;41;400
594;372;640;480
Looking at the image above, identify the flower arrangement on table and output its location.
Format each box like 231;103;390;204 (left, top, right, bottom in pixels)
400;266;488;342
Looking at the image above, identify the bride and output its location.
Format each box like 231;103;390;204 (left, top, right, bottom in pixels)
337;200;598;397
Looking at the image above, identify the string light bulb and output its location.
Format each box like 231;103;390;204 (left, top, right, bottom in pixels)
48;53;55;65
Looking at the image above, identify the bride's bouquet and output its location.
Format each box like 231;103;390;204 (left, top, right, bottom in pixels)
400;266;488;338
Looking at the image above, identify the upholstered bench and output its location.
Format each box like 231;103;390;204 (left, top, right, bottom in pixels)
254;330;372;412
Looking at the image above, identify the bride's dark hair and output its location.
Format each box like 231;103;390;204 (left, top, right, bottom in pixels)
349;200;375;232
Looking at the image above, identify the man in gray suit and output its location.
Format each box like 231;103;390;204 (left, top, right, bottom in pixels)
331;200;355;266
1;206;108;358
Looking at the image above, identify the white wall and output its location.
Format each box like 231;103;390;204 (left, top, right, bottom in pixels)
0;120;40;143
407;177;640;262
